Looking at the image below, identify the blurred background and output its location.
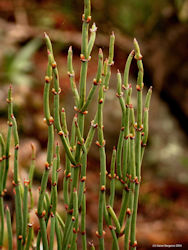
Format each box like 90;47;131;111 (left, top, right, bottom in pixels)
0;0;188;249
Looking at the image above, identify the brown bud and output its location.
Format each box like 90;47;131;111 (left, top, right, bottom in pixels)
45;76;50;83
58;131;64;136
49;116;54;124
45;162;50;170
81;176;86;182
126;208;131;216
99;98;103;104
72;216;75;221
52;62;57;68
101;185;106;192
109;225;116;230
18;235;23;240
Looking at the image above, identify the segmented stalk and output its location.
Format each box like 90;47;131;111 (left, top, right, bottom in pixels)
97;75;106;250
3;86;13;190
130;39;144;249
55;216;62;250
62;188;78;250
50;144;59;250
116;70;125;180
67;47;79;107
6;206;13;250
85;32;115;152
22;180;29;246
118;86;132;228
124;105;136;250
12;114;23;250
37;37;55;249
141;87;152;162
0;134;5;248
44;33;75;165
28;143;36;209
81;48;103;113
63;115;75;205
25;224;33;250
88;23;97;56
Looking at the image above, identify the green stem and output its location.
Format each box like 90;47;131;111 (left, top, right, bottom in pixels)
67;46;79;107
3;86;13;190
25;224;33;250
6;206;13;250
130;38;144;249
12;115;23;250
28;143;36;210
124;106;136;250
22;181;29;246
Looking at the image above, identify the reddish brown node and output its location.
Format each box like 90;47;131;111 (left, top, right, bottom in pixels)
136;85;141;91
81;176;86;182
124;185;130;192
24;179;30;186
96;230;106;238
141;141;147;147
15;144;19;150
45;162;50;170
8;121;13;127
45;76;50;83
67;71;75;77
72;216;76;221
134;177;139;185
130;241;137;247
49;116;54;124
109;225;116;230
52;62;57;68
120;179;125;184
58;131;64;136
121;126;125;131
126;208;131;216
67;209;73;215
129;134;135;140
100;185;106;192
95;140;106;148
66;172;71;178
116;92;123;98
18;235;23;240
82;110;88;115
12;180;18;187
91;121;98;128
134;53;143;60
99;98;103;104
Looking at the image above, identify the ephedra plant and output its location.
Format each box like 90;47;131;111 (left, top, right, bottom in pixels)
0;0;152;249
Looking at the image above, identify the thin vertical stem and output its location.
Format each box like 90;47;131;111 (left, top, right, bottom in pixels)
124;105;135;250
3;86;13;190
6;206;13;250
25;224;33;250
12;114;23;250
0;134;5;248
130;39;144;249
22;180;29;246
28;143;36;209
